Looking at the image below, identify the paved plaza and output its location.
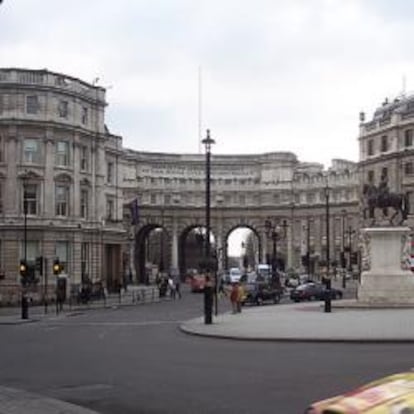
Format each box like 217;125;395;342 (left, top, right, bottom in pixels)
180;300;414;342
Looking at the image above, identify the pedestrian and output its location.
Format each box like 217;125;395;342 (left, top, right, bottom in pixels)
230;282;239;314
218;274;227;297
168;276;176;299
237;282;245;313
173;272;181;299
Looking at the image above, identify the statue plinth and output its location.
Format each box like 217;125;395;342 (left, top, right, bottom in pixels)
358;227;414;305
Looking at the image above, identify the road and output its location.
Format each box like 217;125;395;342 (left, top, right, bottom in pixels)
0;285;412;414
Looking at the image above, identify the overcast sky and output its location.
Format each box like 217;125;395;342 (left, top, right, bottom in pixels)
1;0;414;168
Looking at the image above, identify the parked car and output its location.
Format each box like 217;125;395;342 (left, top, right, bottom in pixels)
227;268;242;284
305;370;414;413
190;274;206;293
290;282;342;302
242;281;283;305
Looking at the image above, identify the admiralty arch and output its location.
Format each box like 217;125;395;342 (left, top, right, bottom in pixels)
6;67;414;303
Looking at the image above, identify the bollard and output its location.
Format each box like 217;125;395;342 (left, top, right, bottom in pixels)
324;278;332;313
21;295;29;319
204;285;213;324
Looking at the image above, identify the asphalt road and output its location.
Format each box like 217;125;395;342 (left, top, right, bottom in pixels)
0;286;413;414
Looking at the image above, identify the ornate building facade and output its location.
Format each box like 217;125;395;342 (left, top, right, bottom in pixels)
0;68;362;303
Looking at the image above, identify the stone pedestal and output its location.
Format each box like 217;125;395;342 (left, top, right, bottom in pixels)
358;227;414;305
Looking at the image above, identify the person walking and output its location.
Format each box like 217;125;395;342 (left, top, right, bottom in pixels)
236;282;245;313
168;276;176;299
230;282;239;314
173;272;181;299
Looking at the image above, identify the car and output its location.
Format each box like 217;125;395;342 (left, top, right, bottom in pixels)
242;281;283;306
305;370;414;413
290;282;343;302
190;274;206;293
228;268;242;283
239;272;258;284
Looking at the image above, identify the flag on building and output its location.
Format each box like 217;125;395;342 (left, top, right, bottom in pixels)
130;198;139;225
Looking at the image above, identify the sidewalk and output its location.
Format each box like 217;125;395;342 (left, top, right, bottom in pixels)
0;285;159;325
180;299;414;342
0;386;99;414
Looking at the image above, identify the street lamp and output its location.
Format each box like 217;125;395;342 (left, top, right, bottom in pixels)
323;184;331;313
345;225;356;275
341;209;347;288
264;218;287;287
21;174;29;319
302;218;311;277
201;129;215;325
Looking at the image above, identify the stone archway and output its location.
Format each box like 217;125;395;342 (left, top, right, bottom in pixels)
134;223;170;284
223;224;262;272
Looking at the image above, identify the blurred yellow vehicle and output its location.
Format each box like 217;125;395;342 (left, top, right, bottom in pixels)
305;371;414;413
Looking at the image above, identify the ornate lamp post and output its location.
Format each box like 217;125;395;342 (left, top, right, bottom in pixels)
323;184;331;313
201;129;215;325
345;225;356;275
264;218;287;287
20;173;29;319
341;209;347;288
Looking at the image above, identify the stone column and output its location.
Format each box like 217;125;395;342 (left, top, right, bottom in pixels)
5;128;17;215
286;220;293;269
44;130;54;216
171;218;178;269
262;229;268;264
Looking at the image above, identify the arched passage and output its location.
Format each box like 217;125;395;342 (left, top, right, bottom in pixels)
224;225;262;272
135;224;170;284
178;225;216;277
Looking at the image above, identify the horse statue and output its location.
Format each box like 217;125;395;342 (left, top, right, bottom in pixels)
362;183;410;226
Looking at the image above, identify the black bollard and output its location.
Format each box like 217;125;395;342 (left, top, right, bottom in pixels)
324;278;332;313
21;295;29;319
204;284;213;325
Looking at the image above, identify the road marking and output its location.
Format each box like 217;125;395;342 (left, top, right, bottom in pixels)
42;320;181;327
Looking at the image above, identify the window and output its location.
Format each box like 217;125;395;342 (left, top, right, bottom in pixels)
58;100;68;118
107;162;114;184
55;184;69;216
80;189;89;218
23;183;38;215
381;135;388;152
273;193;280;204
164;194;171;205
20;240;39;264
80;145;89;171
81;107;88;124
239;194;246;205
26;95;39;114
367;139;374;156
150;194;156;204
381;167;388;180
404;162;414;176
55;241;69;273
306;193;315;203
23;138;41;164
0;135;3;162
367;170;375;184
405;129;413;147
55;141;70;166
81;242;89;282
106;197;114;220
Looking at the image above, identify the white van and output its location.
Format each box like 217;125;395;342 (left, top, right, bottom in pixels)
228;267;242;283
257;264;271;280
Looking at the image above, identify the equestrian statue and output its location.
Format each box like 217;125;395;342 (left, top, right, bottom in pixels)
362;171;410;226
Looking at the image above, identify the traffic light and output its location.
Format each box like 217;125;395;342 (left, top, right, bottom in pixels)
19;260;27;277
35;256;43;276
53;259;62;275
